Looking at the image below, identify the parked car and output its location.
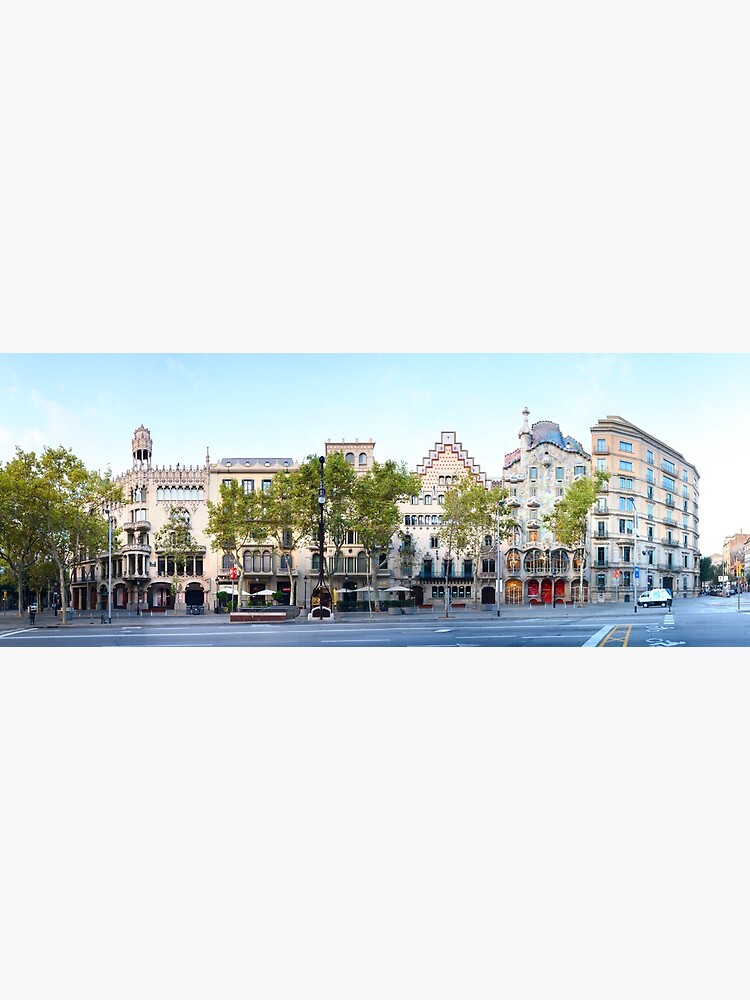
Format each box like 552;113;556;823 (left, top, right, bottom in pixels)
637;588;672;608
29;602;38;612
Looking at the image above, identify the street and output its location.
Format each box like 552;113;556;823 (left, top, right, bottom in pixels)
2;594;749;647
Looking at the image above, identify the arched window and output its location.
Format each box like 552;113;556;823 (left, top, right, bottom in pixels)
243;551;252;572
358;452;367;466
438;494;445;504
253;551;262;572
157;487;163;501
424;494;432;505
311;553;321;570
357;551;368;573
345;452;355;465
262;550;271;572
222;554;234;570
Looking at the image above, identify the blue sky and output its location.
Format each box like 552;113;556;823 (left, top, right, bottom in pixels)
0;351;741;556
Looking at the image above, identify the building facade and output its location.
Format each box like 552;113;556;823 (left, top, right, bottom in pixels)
589;416;701;601
70;415;702;614
498;409;592;605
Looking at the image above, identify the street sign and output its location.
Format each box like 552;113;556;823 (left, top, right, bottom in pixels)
613;570;620;580
229;567;238;580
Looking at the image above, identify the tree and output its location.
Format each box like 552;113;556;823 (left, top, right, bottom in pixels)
699;556;718;586
154;507;202;608
542;469;610;605
0;450;47;616
250;464;318;605
441;474;515;610
352;461;421;615
36;447;122;624
204;481;256;610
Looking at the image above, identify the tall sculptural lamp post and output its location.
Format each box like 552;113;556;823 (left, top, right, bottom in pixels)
104;506;113;625
496;501;502;617
311;455;331;620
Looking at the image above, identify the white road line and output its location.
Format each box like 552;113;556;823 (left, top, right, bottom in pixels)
582;624;615;648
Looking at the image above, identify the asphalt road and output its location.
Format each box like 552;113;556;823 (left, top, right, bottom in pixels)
2;595;749;647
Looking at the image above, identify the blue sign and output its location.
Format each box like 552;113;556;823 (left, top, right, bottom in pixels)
634;567;640;578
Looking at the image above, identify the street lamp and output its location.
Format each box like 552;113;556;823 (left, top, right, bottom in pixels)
496;502;503;617
104;506;113;625
311;455;331;620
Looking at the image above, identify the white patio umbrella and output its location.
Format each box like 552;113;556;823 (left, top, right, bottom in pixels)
218;587;238;595
385;586;411;592
354;586;377;593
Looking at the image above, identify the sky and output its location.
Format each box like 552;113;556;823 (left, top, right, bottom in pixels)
0;350;742;555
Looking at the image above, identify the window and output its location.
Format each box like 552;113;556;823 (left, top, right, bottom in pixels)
663;459;676;474
424;494;432;505
261;479;272;493
647;450;654;464
666;492;674;507
646;468;654;484
619;440;633;452
623;546;631;562
619;477;633;490
529;468;538;481
663;475;676;491
647;503;654;519
646;485;654;500
482;558;496;573
528;529;538;543
222;478;232;487
345;453;355;464
430;535;439;548
222;554;235;570
597;574;606;591
619;518;633;534
596;439;607;452
618;497;629;511
358;453;367;466
242;479;254;494
575;465;585;477
623;572;631;588
618;460;633;471
556;487;564;497
556;467;564;481
596;458;607;472
683;469;688;482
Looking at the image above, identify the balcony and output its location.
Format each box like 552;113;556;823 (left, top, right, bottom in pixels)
122;570;151;581
127;519;151;532
121;542;152;555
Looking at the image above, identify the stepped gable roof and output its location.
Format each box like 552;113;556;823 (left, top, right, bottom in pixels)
503;448;521;469
416;430;487;485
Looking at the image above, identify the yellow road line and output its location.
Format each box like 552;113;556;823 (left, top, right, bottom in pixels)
599;624;632;647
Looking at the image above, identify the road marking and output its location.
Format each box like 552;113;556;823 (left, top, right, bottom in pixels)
581;624;615;648
646;638;686;646
599;624;632;647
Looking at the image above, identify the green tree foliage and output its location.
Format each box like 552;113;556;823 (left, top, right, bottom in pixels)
352;460;421;613
441;474;515;609
0;450;46;615
154;508;201;601
699;556;718;585
0;447;123;623
204;480;256;609
542;469;610;604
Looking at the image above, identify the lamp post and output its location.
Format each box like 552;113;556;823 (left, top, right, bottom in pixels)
311;455;331;620
496;502;502;617
631;498;640;612
104;506;113;624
